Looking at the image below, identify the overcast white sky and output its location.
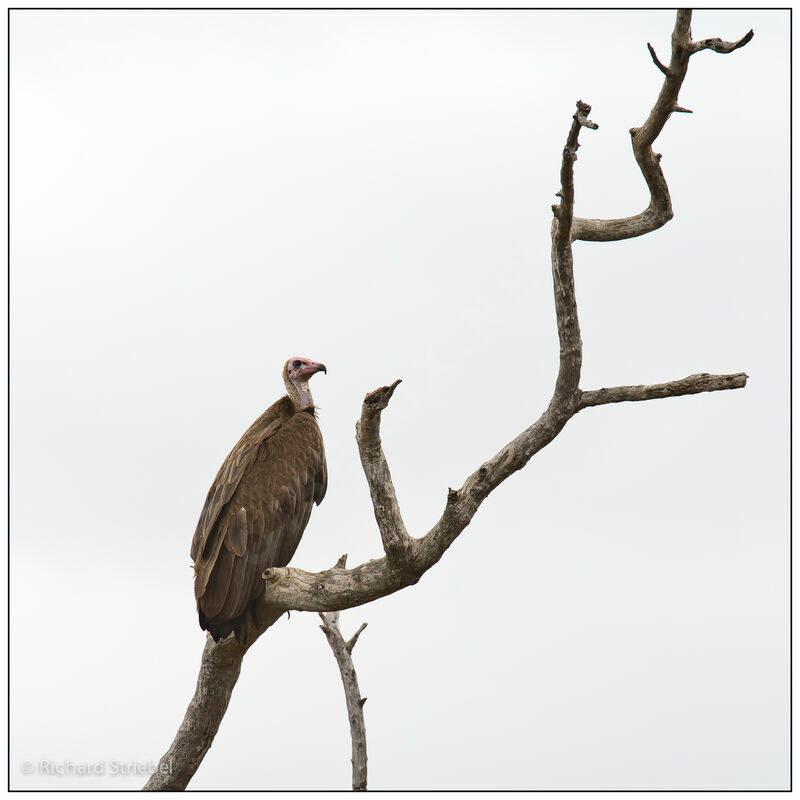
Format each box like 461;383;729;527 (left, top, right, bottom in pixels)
9;8;789;791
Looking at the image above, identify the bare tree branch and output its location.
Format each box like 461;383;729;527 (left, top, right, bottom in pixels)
347;623;369;653
143;634;247;791
319;611;369;791
573;11;753;243
647;42;673;77
578;372;748;411
355;379;410;561
691;29;754;55
143;606;288;791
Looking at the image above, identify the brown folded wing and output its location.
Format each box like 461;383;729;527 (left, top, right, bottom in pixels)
190;396;327;641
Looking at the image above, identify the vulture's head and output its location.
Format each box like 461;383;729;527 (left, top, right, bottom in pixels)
283;357;327;411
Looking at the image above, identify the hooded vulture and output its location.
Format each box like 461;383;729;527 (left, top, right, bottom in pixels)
190;357;327;644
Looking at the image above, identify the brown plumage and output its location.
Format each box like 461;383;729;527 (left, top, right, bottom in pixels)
191;357;327;644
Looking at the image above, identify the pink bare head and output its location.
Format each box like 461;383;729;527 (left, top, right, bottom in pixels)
283;357;327;410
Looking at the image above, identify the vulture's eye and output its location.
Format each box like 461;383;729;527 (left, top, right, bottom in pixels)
292;360;303;369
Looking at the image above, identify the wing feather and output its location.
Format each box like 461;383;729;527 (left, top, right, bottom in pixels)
219;551;249;620
240;508;265;605
201;547;235;619
224;506;248;557
190;411;284;568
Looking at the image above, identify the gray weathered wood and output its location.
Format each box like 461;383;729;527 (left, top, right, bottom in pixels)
143;610;283;791
572;11;753;243
355;379;410;562
142;635;246;791
578;373;749;410
319;610;369;791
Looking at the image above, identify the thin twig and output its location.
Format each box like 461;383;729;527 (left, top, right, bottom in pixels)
691;30;754;54
647;42;673;77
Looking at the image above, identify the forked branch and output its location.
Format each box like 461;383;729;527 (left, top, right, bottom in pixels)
573;11;753;242
319;610;369;791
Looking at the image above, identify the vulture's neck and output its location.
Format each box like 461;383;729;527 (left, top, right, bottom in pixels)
286;381;315;413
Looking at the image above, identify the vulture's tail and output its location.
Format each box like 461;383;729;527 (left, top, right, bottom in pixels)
199;604;284;647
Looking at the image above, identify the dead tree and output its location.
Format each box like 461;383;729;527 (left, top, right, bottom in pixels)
143;10;752;791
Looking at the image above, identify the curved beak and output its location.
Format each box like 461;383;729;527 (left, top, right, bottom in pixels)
298;361;327;379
